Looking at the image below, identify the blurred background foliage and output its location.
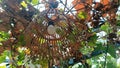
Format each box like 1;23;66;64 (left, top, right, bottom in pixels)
0;0;120;68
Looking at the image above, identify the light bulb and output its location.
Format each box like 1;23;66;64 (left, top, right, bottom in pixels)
47;25;56;34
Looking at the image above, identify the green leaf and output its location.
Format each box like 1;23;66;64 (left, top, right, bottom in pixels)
107;62;117;68
0;0;2;3
88;33;98;41
0;56;6;63
100;23;109;32
0;31;10;42
0;50;10;63
21;1;27;8
108;45;116;58
77;11;87;19
88;34;98;46
88;42;95;46
117;30;120;36
32;0;39;5
18;34;26;46
81;41;85;46
17;52;25;65
2;50;10;56
80;46;94;55
0;38;4;41
117;20;120;26
0;20;3;23
94;44;116;58
10;65;16;68
17;61;23;66
0;65;6;68
94;43;105;51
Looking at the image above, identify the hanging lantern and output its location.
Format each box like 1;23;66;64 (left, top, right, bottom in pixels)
36;0;70;40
